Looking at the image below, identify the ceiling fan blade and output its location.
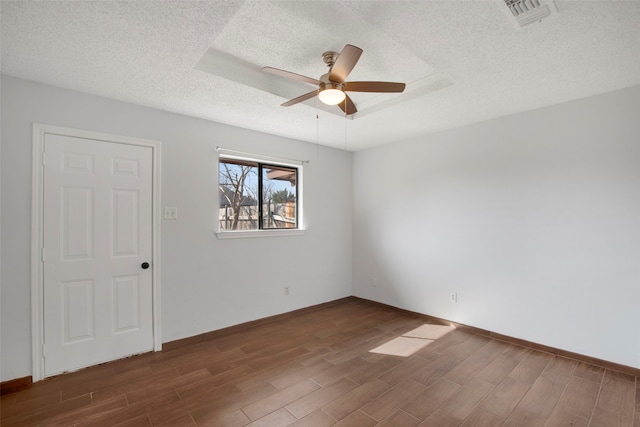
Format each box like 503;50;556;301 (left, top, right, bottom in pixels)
337;94;357;115
262;67;321;86
329;44;363;83
281;90;318;107
344;81;406;93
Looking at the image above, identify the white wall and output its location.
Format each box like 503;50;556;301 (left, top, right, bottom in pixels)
353;86;640;369
0;76;353;381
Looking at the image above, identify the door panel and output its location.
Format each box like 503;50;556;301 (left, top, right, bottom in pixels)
112;189;139;257
112;275;140;333
62;187;94;260
62;279;94;343
43;134;154;376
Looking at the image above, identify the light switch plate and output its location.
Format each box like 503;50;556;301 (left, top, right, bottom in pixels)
163;206;178;220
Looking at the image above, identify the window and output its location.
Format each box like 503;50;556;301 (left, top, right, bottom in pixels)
218;155;301;234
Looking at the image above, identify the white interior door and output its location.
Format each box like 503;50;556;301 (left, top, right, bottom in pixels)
42;133;154;377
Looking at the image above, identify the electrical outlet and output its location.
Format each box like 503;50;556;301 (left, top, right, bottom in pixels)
284;287;290;296
371;278;377;288
450;292;458;303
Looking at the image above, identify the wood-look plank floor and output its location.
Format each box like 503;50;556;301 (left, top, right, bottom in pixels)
2;298;638;426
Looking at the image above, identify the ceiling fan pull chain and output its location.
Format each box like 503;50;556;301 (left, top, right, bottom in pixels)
316;97;320;157
344;112;348;150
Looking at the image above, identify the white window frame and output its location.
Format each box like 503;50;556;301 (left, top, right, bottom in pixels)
216;150;305;239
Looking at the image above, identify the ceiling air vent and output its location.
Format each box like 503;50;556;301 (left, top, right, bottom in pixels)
500;0;557;28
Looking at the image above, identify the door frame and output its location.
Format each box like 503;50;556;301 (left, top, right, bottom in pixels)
31;123;162;381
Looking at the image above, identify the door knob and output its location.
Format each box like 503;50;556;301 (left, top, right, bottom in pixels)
141;262;150;269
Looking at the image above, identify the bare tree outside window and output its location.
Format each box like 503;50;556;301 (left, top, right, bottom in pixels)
218;160;258;230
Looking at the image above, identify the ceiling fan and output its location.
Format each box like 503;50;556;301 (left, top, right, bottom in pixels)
262;44;406;115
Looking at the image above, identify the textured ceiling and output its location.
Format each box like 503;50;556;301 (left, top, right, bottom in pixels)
2;1;639;151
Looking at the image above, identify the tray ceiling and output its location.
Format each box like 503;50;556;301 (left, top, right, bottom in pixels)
2;1;639;151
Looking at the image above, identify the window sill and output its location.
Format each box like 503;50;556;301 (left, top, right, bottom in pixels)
215;229;306;239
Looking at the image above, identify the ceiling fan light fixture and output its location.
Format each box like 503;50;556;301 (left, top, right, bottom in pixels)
318;83;346;105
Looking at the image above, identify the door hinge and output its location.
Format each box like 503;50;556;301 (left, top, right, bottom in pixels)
41;248;45;262
42;343;46;358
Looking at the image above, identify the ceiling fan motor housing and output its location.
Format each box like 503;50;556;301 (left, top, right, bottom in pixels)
319;81;345;91
319;72;343;86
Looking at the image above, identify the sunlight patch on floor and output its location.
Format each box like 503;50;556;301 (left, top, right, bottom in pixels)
401;324;454;340
369;323;455;357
